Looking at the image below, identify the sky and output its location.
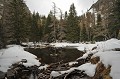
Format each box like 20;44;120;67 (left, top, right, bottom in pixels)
24;0;98;17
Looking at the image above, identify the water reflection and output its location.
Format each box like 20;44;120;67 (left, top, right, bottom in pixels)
25;47;84;64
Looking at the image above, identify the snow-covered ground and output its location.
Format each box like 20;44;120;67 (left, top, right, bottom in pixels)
50;38;120;79
92;39;120;79
50;42;97;51
0;45;40;72
0;38;120;79
50;63;96;78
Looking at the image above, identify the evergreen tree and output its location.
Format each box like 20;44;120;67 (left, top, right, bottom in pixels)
81;26;88;42
66;3;80;42
44;14;52;34
30;12;45;43
108;0;120;38
0;0;15;47
97;14;102;26
31;12;39;42
0;17;4;48
64;11;68;20
10;0;31;44
39;15;46;41
93;13;106;41
35;12;43;42
42;12;53;42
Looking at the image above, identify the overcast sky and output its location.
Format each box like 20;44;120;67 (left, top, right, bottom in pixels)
24;0;98;16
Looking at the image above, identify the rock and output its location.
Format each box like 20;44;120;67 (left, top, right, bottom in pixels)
112;48;120;51
21;59;27;63
7;69;16;77
92;46;97;50
77;58;86;66
0;71;5;79
85;54;93;62
93;62;112;79
90;56;100;64
102;65;112;79
64;70;91;79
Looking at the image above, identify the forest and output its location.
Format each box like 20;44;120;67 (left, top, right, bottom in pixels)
1;0;120;79
0;0;120;48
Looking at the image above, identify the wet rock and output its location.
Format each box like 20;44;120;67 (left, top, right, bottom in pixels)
112;48;120;51
0;71;5;79
76;53;93;66
85;54;93;62
64;70;91;79
5;62;40;79
77;58;86;66
92;46;98;51
6;64;31;79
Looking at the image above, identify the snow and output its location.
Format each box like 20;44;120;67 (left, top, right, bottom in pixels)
50;42;97;51
93;51;120;79
51;38;120;79
97;38;120;51
0;45;40;72
51;63;96;77
51;71;62;77
50;42;80;48
38;64;48;70
0;38;120;79
76;43;97;51
69;61;78;66
91;38;120;79
77;63;97;76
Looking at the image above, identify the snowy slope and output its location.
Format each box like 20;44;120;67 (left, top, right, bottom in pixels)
51;38;120;79
0;45;40;72
78;39;120;79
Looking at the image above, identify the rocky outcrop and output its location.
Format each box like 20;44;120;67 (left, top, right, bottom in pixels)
92;62;112;79
89;55;112;79
0;71;6;79
90;56;100;64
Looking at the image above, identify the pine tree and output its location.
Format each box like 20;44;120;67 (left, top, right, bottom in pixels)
38;15;46;41
42;12;53;42
44;14;52;34
0;21;4;48
93;13;106;41
10;0;31;44
96;14;102;26
64;11;68;20
108;0;120;38
31;12;39;42
66;3;80;42
0;0;15;47
30;12;45;43
81;26;88;42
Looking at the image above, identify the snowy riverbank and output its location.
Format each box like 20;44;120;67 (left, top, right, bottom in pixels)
0;38;120;79
0;45;40;72
50;38;120;79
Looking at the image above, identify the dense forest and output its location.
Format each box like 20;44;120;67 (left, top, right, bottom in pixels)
0;0;120;48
